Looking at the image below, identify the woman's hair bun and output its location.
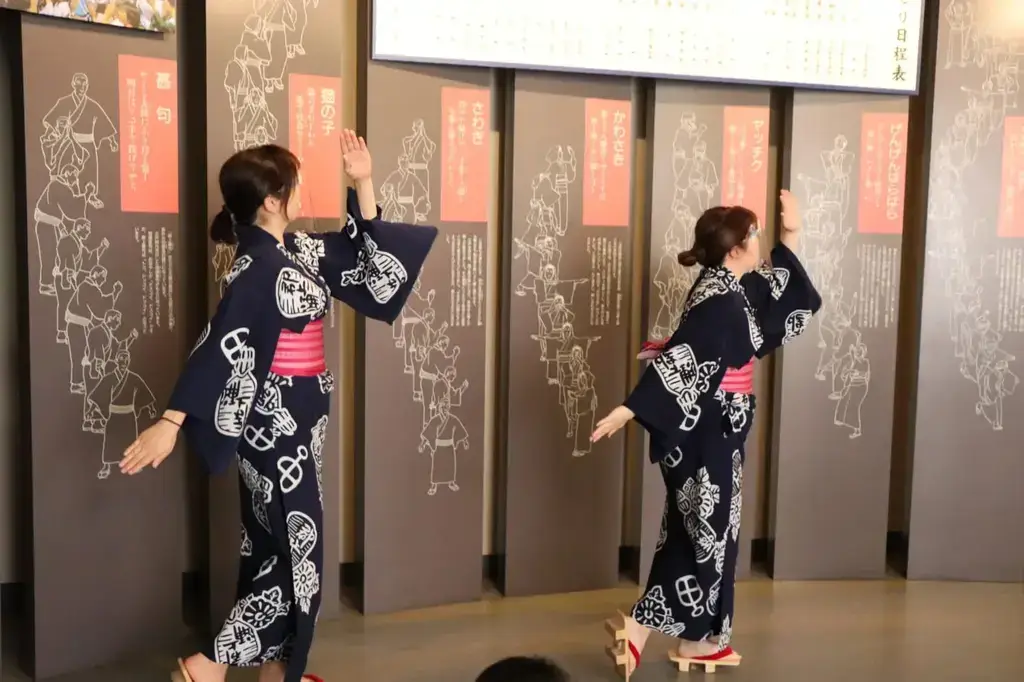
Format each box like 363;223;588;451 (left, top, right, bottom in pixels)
209;207;237;245
677;248;700;267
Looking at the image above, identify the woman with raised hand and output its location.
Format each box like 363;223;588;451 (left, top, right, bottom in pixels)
595;192;820;677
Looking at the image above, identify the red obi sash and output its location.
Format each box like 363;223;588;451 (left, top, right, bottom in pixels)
270;320;326;376
638;339;754;395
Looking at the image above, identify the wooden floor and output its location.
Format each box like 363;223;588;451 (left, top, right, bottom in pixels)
4;579;1023;682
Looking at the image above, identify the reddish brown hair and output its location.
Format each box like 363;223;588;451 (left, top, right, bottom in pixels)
677;205;758;267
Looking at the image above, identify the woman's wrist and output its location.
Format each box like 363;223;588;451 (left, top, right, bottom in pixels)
161;410;185;429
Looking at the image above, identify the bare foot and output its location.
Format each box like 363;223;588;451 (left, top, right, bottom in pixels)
675;638;721;659
182;653;228;682
708;636;741;658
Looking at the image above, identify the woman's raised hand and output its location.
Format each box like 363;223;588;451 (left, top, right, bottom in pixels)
779;189;801;232
340;129;372;182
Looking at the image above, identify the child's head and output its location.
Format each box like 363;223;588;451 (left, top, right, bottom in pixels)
475;656;569;682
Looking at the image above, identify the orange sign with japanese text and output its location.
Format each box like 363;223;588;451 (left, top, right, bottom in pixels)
288;73;342;219
118;54;178;214
858;112;908;235
998;116;1024;238
440;87;490;224
721;106;770;227
582;98;631;227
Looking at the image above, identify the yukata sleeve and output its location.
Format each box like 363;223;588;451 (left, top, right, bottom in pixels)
166;259;283;475
294;188;438;324
623;297;742;455
741;242;823;356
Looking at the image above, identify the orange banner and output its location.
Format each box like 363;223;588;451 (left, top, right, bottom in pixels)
998;116;1024;238
582;98;631;227
440;87;490;224
858;112;909;235
288;74;342;219
721;106;770;227
118;55;178;214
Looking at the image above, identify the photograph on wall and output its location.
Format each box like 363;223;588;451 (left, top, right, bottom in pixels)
1;0;175;32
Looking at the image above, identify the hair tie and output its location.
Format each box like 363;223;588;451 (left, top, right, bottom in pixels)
222;205;237;225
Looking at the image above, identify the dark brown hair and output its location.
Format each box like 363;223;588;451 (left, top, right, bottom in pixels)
677;205;758;267
209;144;301;244
476;657;570;682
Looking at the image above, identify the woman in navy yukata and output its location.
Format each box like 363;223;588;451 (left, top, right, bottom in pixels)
119;130;437;682
593;191;821;677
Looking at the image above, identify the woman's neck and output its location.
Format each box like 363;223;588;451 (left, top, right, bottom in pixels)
724;261;746;281
254;218;287;244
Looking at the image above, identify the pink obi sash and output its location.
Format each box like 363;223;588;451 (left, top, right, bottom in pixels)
270;320;326;376
638;340;754;395
719;359;754;395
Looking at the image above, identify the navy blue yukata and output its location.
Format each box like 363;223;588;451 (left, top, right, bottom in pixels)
625;244;820;649
168;190;437;682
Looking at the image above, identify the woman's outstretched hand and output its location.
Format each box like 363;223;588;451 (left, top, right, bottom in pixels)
120;414;181;475
591;405;635;443
341;129;372;182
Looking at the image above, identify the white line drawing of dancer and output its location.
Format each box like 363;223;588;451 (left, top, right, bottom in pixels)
41;73;118;210
260;0;293;92
833;340;870;439
393;281;434;373
925;5;1022;430
64;264;122;396
54;218;103;345
650;113;718;339
563;346;599;457
515;145;602;457
34;164;91;298
286;0;319;58
380;120;435;224
225;15;277;151
224;0;318;152
84;308;140;430
383;121;470;494
87;348;156;479
945;0;977;68
212;243;240;295
33;70;160;478
796;133;866;439
688;139;720;213
418;364;469;495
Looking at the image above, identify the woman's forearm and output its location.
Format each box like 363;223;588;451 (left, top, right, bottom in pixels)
355;178;378;220
780;229;799;252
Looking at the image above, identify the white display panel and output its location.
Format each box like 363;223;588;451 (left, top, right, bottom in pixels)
372;0;926;94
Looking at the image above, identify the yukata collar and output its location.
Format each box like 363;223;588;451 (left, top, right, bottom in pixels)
701;263;744;293
236;223;281;249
